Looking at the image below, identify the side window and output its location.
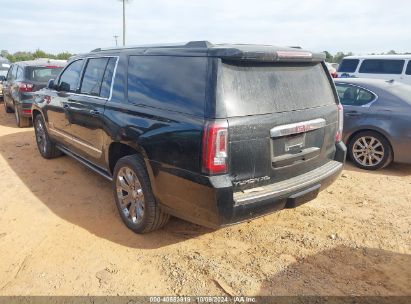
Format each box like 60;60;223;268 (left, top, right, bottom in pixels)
406;61;411;75
58;60;84;92
100;57;117;99
338;59;359;73
80;57;109;96
6;65;14;80
127;56;207;115
16;66;24;80
359;59;404;74
336;84;376;106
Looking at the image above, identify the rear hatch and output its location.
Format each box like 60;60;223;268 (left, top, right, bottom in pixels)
216;59;339;191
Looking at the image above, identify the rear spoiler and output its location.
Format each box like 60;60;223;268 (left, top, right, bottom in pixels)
209;48;325;63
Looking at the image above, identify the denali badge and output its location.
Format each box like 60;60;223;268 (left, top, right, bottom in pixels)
233;176;271;187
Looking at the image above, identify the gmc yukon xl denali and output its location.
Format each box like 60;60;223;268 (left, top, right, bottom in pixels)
31;41;346;233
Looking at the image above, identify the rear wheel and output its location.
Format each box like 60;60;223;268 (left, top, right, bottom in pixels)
14;105;31;128
348;131;392;170
113;155;170;233
34;114;62;159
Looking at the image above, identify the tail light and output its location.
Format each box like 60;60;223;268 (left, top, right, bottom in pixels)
17;82;34;92
202;120;228;174
336;103;344;142
331;72;338;78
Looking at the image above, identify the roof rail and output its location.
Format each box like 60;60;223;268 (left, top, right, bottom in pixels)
90;41;213;53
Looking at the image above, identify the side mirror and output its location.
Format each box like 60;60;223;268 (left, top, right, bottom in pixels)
47;79;55;90
59;82;70;92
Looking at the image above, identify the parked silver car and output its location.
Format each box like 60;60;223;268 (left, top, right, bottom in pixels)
335;78;411;170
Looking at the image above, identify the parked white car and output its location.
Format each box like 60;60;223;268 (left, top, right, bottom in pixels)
337;55;411;85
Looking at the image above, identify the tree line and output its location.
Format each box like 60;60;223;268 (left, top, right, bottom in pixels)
0;49;73;62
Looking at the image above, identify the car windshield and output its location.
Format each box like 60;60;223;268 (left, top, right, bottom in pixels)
27;66;63;82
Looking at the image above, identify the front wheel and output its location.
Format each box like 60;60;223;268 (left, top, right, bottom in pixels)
348;131;393;170
113;155;170;233
33;114;63;159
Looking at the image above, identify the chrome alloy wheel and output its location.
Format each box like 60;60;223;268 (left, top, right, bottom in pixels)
35;118;47;154
116;166;145;225
352;136;384;167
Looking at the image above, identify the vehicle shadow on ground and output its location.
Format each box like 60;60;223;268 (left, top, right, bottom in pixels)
258;245;411;296
0;130;213;249
344;161;411;177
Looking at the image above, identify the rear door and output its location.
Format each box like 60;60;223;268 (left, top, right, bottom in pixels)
2;65;15;106
217;61;339;190
335;83;378;136
66;56;117;166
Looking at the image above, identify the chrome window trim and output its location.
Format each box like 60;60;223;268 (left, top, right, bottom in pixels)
335;82;379;108
270;118;326;138
49;128;102;154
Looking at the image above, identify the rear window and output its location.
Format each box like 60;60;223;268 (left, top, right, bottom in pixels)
359;59;405;74
27;66;63;82
218;62;336;117
338;59;359;73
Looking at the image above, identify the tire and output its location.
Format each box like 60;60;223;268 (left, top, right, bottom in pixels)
14;105;31;128
348;131;393;170
113;154;170;233
33;114;63;159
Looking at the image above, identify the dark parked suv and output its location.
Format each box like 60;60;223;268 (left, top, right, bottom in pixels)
3;59;65;127
31;41;346;233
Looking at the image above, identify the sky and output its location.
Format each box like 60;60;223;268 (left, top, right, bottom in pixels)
0;0;410;55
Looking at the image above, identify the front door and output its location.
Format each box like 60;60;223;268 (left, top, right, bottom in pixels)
45;59;85;146
65;57;117;167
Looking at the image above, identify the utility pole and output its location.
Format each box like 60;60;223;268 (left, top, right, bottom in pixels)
114;35;119;46
122;0;126;46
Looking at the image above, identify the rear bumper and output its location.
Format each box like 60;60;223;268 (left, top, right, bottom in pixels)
16;102;33;117
155;142;347;228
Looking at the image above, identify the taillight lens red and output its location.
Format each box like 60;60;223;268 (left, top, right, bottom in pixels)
17;82;34;92
336;103;344;142
331;72;338;78
202;120;228;174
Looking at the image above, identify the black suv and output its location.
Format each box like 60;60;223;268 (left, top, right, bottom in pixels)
2;59;65;127
32;41;346;233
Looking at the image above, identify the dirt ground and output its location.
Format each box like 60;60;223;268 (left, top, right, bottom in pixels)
0;108;410;297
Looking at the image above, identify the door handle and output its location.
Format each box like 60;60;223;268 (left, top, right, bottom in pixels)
345;111;361;117
89;109;100;117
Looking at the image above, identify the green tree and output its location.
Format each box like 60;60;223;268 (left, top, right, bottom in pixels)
323;51;333;62
56;52;73;60
333;52;353;64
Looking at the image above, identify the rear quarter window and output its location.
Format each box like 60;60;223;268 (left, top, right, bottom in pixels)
127;56;207;116
359;59;405;74
217;61;336;117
